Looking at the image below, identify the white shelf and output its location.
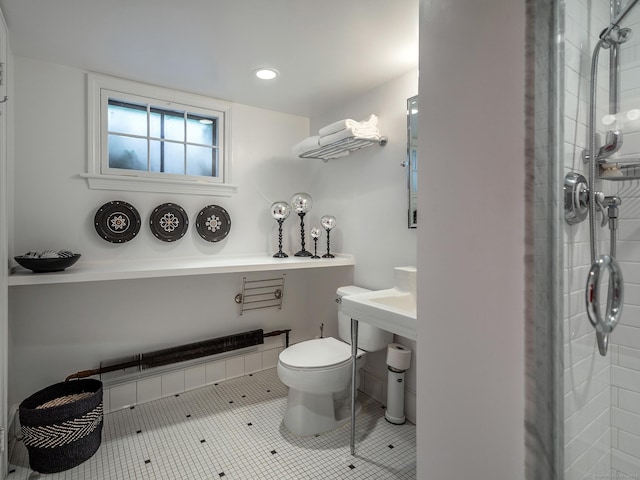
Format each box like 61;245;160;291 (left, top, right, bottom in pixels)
8;253;355;286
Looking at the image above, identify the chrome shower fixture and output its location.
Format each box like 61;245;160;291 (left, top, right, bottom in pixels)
564;172;624;356
564;173;622;229
564;173;605;226
586;254;624;355
573;0;640;356
602;195;622;231
564;172;589;225
600;25;633;48
582;130;624;164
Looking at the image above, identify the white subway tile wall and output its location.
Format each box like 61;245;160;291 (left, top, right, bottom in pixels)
225;356;245;380
611;3;640;476
565;0;640;478
109;382;137;412
205;360;226;385
161;371;186;397
136;376;162;404
184;365;206;391
244;351;263;374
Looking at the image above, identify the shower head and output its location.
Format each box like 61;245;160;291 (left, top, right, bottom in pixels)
601;26;633;48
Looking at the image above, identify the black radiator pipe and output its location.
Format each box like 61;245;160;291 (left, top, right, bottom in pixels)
65;328;291;381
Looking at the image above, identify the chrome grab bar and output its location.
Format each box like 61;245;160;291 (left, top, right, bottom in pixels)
586;255;623;344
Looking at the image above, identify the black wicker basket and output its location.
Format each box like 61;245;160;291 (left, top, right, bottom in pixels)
19;379;103;473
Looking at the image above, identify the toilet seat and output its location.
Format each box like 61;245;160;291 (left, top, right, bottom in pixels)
279;337;364;370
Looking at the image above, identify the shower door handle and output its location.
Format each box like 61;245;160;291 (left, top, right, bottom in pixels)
585;254;624;335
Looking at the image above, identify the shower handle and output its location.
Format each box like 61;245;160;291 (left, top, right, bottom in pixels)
564;172;608;227
585;254;624;335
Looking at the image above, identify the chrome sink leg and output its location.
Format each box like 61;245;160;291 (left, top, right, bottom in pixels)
350;318;359;456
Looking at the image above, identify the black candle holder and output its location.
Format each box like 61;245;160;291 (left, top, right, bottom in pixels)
294;212;312;257
273;218;288;258
321;215;336;259
271;201;291;259
311;227;321;259
290;193;313;257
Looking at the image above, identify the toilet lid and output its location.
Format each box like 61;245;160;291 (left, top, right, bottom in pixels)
279;337;361;369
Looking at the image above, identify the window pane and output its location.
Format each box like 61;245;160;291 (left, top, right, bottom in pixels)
187;115;215;145
108;134;148;171
163;142;185;174
149;140;161;172
187;145;216;177
103;94;222;180
108;102;147;136
164;111;185;142
149;111;161;139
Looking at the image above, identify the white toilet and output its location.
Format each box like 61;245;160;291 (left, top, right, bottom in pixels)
277;285;393;436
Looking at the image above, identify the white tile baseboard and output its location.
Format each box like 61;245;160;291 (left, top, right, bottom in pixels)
104;346;284;413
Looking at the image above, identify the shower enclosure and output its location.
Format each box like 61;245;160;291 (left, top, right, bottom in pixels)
539;0;640;477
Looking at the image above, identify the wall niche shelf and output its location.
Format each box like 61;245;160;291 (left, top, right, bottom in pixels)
8;254;355;286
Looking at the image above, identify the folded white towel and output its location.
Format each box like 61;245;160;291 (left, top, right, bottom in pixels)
318;127;380;147
292;135;321;156
318;114;378;137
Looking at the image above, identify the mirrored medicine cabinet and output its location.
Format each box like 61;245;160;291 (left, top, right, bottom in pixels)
407;95;418;228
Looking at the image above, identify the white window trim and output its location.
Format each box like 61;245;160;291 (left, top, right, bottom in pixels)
83;73;237;197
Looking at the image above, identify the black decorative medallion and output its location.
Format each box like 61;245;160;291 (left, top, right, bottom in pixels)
149;203;189;242
196;205;231;242
94;200;141;243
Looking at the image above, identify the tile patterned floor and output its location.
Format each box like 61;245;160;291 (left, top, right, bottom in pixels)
8;368;416;479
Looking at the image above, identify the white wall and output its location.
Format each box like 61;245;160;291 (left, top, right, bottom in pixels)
308;69;418;403
11;57;312;261
308;70;418;291
417;0;526;479
7;56;353;406
8;56;419;421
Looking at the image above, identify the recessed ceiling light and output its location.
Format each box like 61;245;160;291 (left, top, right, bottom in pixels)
255;68;279;80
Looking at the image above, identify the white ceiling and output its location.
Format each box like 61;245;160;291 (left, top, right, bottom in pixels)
0;0;418;118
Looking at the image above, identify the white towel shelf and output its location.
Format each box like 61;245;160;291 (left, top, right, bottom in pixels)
299;136;388;161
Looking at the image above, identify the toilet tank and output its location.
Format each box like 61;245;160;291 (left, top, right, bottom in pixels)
337;286;393;352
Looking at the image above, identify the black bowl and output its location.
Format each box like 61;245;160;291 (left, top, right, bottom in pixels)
14;254;81;273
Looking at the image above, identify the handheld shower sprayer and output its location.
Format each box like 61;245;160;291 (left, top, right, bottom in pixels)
564;174;624;356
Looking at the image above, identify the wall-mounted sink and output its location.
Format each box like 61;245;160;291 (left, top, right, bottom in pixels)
370;292;415;312
341;266;417;340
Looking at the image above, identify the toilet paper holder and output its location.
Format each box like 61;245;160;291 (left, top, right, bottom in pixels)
385;343;412;425
386;343;412;371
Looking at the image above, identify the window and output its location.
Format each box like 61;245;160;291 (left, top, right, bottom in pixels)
84;73;236;196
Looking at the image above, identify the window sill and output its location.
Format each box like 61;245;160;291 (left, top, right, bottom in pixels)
80;173;239;197
9;253;355;286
